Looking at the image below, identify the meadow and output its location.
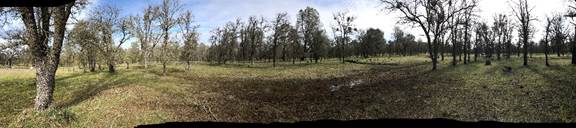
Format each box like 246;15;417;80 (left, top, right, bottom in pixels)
1;55;575;127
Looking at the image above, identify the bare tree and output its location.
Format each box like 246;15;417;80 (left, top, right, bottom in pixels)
1;29;26;68
566;0;576;64
448;9;462;66
550;14;567;57
495;14;515;60
288;27;301;64
333;11;356;63
381;0;476;70
460;1;478;64
544;16;553;66
493;14;508;60
128;6;159;69
510;0;536;66
177;10;199;70
158;0;183;76
270;12;291;67
243;16;266;64
91;4;131;73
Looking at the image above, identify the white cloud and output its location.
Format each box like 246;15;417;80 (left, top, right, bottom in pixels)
4;0;573;46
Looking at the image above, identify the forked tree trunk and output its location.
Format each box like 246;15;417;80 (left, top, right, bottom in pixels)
19;3;74;111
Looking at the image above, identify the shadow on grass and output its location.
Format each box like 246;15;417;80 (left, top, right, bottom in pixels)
54;72;101;82
526;64;575;87
206;62;317;69
344;59;400;66
54;72;140;108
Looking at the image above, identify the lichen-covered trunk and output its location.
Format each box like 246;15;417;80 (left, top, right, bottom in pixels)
34;65;55;110
20;3;73;111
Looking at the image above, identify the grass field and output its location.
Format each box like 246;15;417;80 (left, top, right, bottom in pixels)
1;55;575;127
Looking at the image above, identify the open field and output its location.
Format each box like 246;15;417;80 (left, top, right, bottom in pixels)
1;55;575;127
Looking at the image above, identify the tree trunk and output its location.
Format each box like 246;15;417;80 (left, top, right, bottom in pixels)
572;26;576;65
144;51;149;69
20;3;73;111
35;66;55;110
186;61;191;70
89;60;95;72
108;63;115;73
452;32;457;66
162;26;168;76
523;38;528;66
440;42;445;61
485;43;492;65
474;45;478;62
7;58;12;68
557;43;561;57
506;40;512;59
432;39;439;70
163;62;167;76
545;41;550;66
273;39;277;67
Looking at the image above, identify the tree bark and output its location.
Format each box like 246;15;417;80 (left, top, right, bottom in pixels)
108;62;115;73
523;34;528;66
162;27;168;76
7;58;12;68
545;41;550;66
19;2;73;111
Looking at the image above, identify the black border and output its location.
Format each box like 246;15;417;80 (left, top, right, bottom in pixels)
135;118;575;128
0;0;75;7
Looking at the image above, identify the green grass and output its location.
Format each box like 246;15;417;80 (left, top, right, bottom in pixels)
1;55;575;127
421;57;575;122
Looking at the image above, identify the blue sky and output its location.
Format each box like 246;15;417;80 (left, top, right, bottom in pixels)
2;0;570;46
81;0;395;46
